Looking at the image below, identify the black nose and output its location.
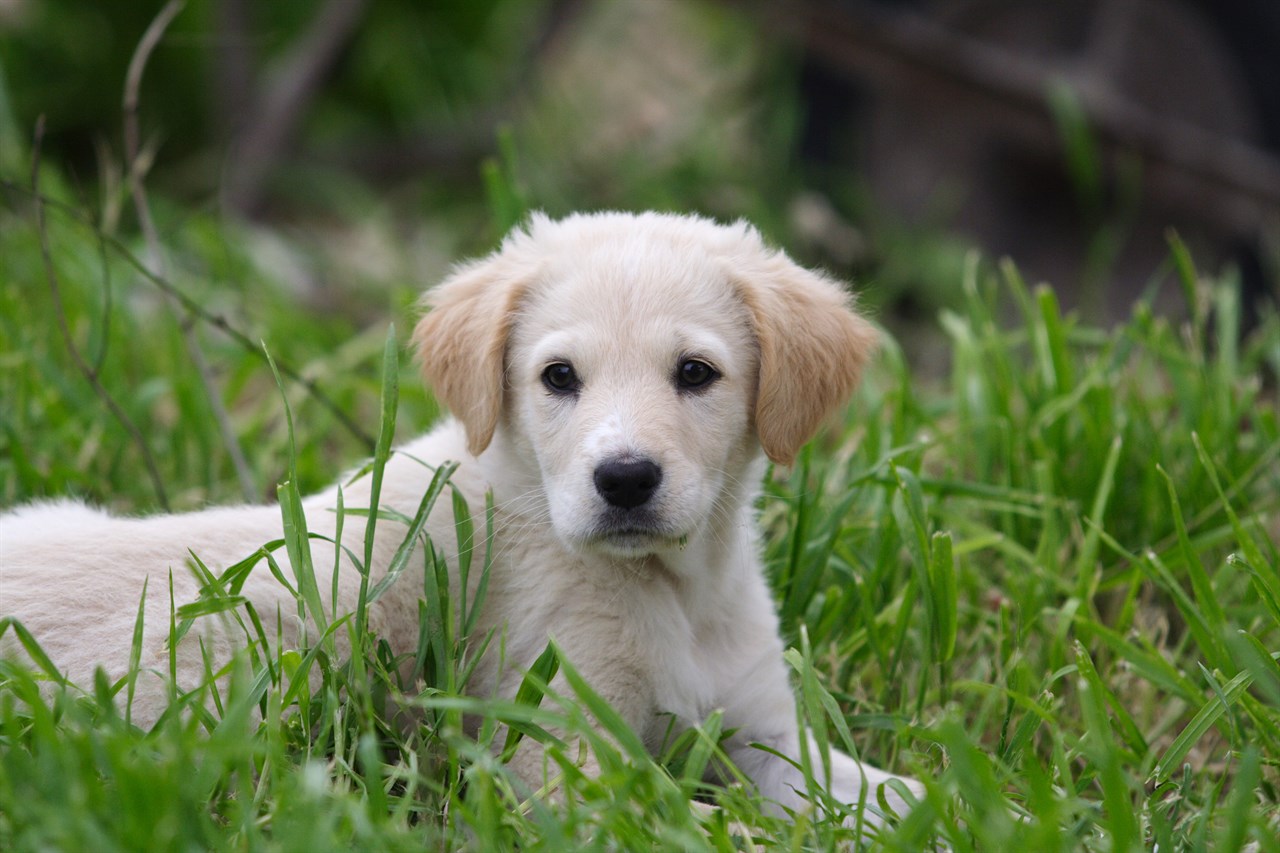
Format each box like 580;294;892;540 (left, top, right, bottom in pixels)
593;459;662;509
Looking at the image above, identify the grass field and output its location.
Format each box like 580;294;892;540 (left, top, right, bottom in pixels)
2;168;1279;851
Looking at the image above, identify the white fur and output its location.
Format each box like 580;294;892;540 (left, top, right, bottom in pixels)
0;211;919;827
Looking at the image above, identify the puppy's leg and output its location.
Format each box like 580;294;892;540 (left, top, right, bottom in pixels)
815;734;921;826
713;638;922;835
728;729;919;829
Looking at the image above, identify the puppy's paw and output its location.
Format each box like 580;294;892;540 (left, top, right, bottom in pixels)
826;753;922;828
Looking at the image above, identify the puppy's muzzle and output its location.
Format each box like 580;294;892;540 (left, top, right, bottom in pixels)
593;458;662;509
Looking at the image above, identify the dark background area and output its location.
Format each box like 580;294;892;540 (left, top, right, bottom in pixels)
3;0;1278;335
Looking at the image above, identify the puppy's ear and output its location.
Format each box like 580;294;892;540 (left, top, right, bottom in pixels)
412;252;533;456
732;250;878;467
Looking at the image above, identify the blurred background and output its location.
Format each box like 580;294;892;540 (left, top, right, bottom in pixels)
4;0;1279;338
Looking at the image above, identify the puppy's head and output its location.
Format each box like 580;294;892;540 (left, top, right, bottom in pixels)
413;212;876;557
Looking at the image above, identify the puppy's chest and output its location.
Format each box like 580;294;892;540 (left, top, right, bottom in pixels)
495;553;733;701
648;612;746;723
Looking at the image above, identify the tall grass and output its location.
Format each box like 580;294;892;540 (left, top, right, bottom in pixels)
1;178;1278;850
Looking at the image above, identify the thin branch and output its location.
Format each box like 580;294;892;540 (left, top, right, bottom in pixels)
31;117;171;511
3;179;378;451
124;0;259;502
122;2;185;216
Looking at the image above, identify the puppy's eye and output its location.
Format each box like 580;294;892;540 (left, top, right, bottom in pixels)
676;359;719;391
542;362;580;393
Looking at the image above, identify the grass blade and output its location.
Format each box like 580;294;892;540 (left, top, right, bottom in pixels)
1153;668;1253;783
359;325;400;634
928;531;957;664
500;641;561;761
264;345;327;640
367;460;458;604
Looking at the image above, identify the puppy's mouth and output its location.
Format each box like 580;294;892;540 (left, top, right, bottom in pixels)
581;510;682;556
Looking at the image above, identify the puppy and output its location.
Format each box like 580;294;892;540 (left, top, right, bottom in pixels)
1;211;918;826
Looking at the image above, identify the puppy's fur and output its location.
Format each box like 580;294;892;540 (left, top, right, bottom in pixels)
1;212;918;823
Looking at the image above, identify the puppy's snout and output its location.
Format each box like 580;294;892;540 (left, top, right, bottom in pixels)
593;459;662;509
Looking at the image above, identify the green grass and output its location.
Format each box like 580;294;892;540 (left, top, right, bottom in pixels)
2;177;1279;851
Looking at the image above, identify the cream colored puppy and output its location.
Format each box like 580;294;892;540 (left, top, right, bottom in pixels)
1;211;918;826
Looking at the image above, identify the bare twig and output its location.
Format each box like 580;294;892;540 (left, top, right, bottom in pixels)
125;0;259;502
783;0;1280;235
31;117;171;511
122;2;185;213
3;179;378;450
223;0;370;215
